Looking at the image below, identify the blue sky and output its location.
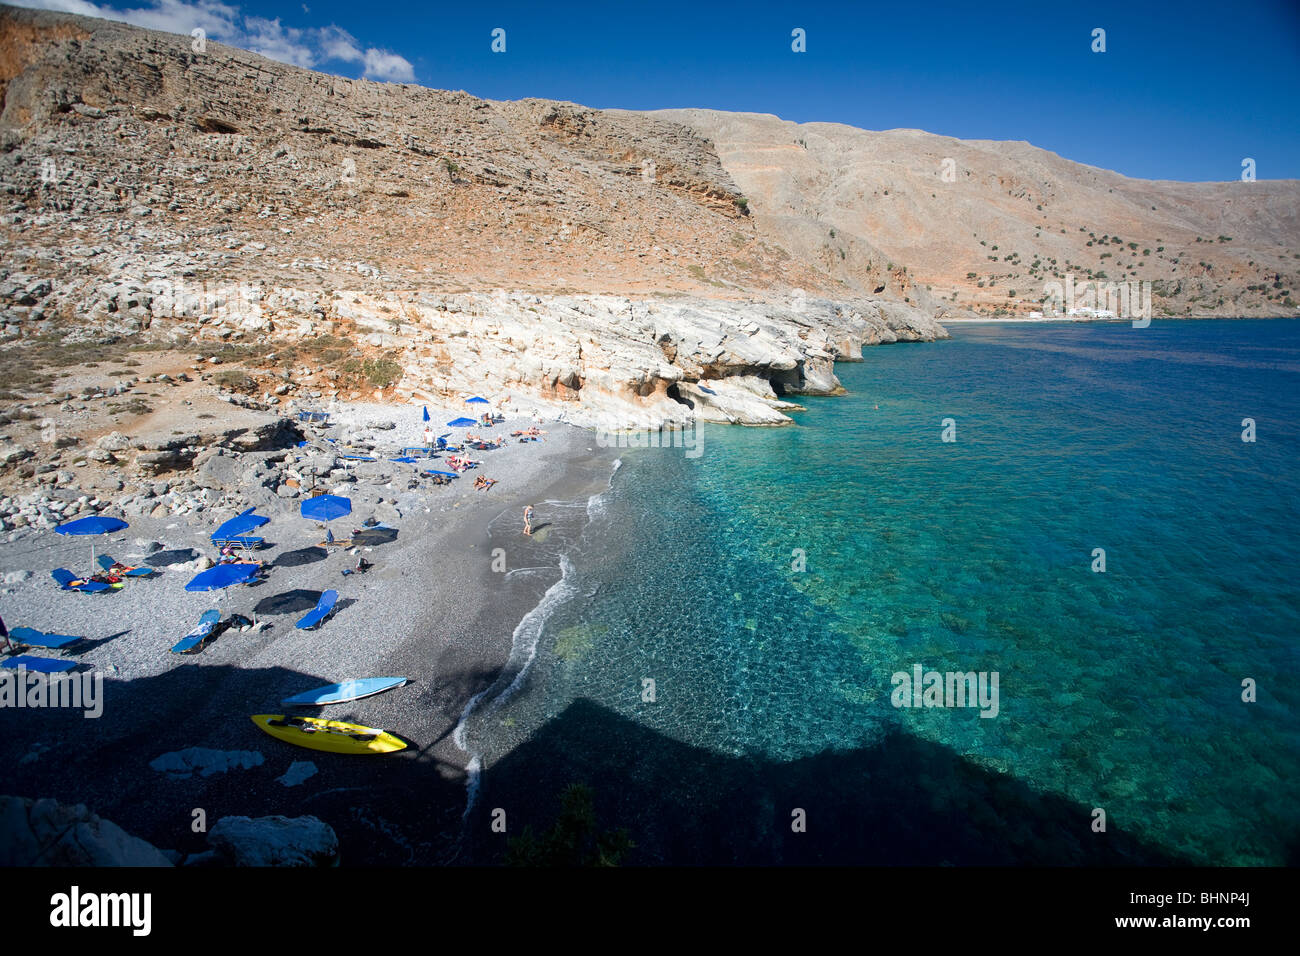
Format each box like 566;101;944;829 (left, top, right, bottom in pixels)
18;0;1300;181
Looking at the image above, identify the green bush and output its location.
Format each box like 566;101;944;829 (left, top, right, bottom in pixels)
362;358;402;388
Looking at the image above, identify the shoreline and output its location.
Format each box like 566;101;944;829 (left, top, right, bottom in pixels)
0;413;621;864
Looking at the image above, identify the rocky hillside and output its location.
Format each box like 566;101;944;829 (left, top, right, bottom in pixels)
0;4;911;303
2;4;1296;456
652;109;1300;318
0;4;945;438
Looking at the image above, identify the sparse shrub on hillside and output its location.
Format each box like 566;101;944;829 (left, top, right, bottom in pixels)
363;358;402;388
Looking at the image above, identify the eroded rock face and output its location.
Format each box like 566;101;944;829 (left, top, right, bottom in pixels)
371;290;946;427
0;795;172;866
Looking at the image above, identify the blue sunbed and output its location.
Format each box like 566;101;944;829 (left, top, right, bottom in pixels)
211;535;265;550
51;569;112;594
1;655;78;674
9;627;84;650
96;555;154;577
171;609;222;654
295;590;338;631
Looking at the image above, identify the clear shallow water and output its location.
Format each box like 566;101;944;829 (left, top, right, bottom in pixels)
470;320;1300;865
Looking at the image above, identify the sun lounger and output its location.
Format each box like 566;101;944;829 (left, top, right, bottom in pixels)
1;655;78;674
96;555;155;577
9;627;84;650
211;535;265;550
295;590;338;630
50;569;113;594
171;609;222;654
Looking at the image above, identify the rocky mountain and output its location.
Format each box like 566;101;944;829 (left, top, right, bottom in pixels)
652;109;1300;318
0;4;944;437
0;4;1295;455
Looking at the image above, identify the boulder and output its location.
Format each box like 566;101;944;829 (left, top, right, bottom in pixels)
206;815;339;866
0;796;172;866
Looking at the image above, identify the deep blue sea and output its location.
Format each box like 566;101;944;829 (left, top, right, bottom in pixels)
467;319;1300;865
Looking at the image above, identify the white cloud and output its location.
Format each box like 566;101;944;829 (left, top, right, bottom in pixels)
243;15;315;69
11;0;414;81
317;24;363;64
362;48;414;83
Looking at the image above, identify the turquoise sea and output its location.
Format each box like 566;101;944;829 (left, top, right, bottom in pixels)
465;319;1300;865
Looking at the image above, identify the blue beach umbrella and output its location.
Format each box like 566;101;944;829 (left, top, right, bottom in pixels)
422;406;430;422
184;562;259;592
211;507;269;543
446;416;477;448
300;495;352;523
55;515;129;576
300;494;351;543
465;396;489;405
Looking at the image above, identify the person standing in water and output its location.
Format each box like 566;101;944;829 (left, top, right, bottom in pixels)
523;505;534;536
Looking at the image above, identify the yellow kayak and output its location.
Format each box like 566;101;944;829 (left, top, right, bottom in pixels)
251;714;407;755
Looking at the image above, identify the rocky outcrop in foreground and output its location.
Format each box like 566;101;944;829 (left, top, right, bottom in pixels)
0;795;339;866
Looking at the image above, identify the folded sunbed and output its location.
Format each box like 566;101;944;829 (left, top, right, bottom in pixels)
9;627;84;650
50;569;113;594
210;535;265;550
96;555;155;577
295;590;339;630
1;655;78;674
171;610;222;654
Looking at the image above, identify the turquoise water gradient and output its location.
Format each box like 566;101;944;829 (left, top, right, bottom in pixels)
479;319;1300;865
